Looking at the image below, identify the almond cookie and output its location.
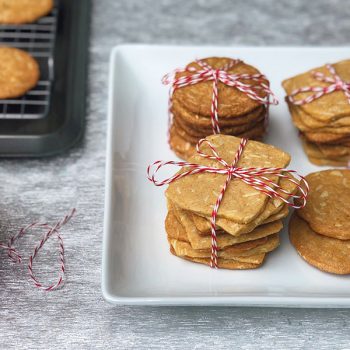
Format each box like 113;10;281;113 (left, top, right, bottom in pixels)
166;135;291;223
173;58;270;118
283;59;350;122
171;98;265;128
296;170;350;240
0;47;40;99
168;205;283;250
170;246;264;269
289;213;350;275
0;0;53;24
168;234;279;259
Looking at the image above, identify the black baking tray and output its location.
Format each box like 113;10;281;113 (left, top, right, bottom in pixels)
0;0;90;157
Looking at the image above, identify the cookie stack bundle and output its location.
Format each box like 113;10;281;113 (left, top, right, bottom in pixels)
163;57;277;160
283;60;350;166
149;134;305;270
289;170;350;275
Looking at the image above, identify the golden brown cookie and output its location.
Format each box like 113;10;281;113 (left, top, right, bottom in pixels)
167;206;283;250
173;57;269;118
296;170;350;240
289;213;350;275
308;156;349;167
168;234;279;259
301;136;350;160
170;246;264;269
0;0;53;24
0;47;40;99
290;104;350;134
171;98;265;128
166;135;291;223
289;103;350;130
171;118;266;145
173;111;265;138
168;124;196;160
303;130;350;144
193;205;289;236
283;60;350;122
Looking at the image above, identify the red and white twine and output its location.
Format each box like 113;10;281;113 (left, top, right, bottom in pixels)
288;64;350;105
147;138;309;268
0;209;76;291
162;58;279;135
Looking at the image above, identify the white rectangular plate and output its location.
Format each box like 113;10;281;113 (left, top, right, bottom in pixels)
102;45;350;306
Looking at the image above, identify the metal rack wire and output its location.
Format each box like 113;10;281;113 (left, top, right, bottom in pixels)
0;4;58;119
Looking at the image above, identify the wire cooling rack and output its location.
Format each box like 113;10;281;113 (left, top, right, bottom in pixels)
0;4;58;119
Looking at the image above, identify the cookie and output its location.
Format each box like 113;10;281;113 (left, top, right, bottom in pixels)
283;60;350;122
168;234;279;259
171;118;266;145
173;58;270;118
169;121;267;161
193;205;289;236
289;213;350;275
0;0;53;24
308;156;349;167
296;170;350;240
301;136;350;159
171;98;265;128
167;206;283;250
166;135;291;223
173;111;265;138
290;105;350;134
289;103;350;130
170;246;264;269
0;47;40;99
303;130;350;144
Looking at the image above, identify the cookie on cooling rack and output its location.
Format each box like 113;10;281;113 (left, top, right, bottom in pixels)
0;47;40;99
0;0;53;24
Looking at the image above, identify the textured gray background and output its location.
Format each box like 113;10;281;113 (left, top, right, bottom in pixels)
1;0;350;349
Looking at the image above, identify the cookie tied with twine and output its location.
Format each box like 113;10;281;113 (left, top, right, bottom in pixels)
148;134;308;269
163;57;278;160
283;60;350;167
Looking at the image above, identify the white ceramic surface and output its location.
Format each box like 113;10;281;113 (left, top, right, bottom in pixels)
102;45;350;306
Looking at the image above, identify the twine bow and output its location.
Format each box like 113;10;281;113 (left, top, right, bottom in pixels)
162;59;279;134
147;138;308;268
288;64;350;105
0;209;76;291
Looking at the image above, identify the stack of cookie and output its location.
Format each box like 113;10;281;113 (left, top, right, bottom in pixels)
162;134;300;270
282;60;350;166
289;170;350;275
165;57;276;160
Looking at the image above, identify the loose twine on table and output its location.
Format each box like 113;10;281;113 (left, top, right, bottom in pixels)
0;208;76;291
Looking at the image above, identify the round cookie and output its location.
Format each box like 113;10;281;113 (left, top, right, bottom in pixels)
173;118;266;144
173;57;270;118
171;98;265;128
0;0;53;24
289;213;350;275
303;130;350;144
296;170;350;240
169;122;266;160
0;47;40;99
173;111;265;138
308;156;349;167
